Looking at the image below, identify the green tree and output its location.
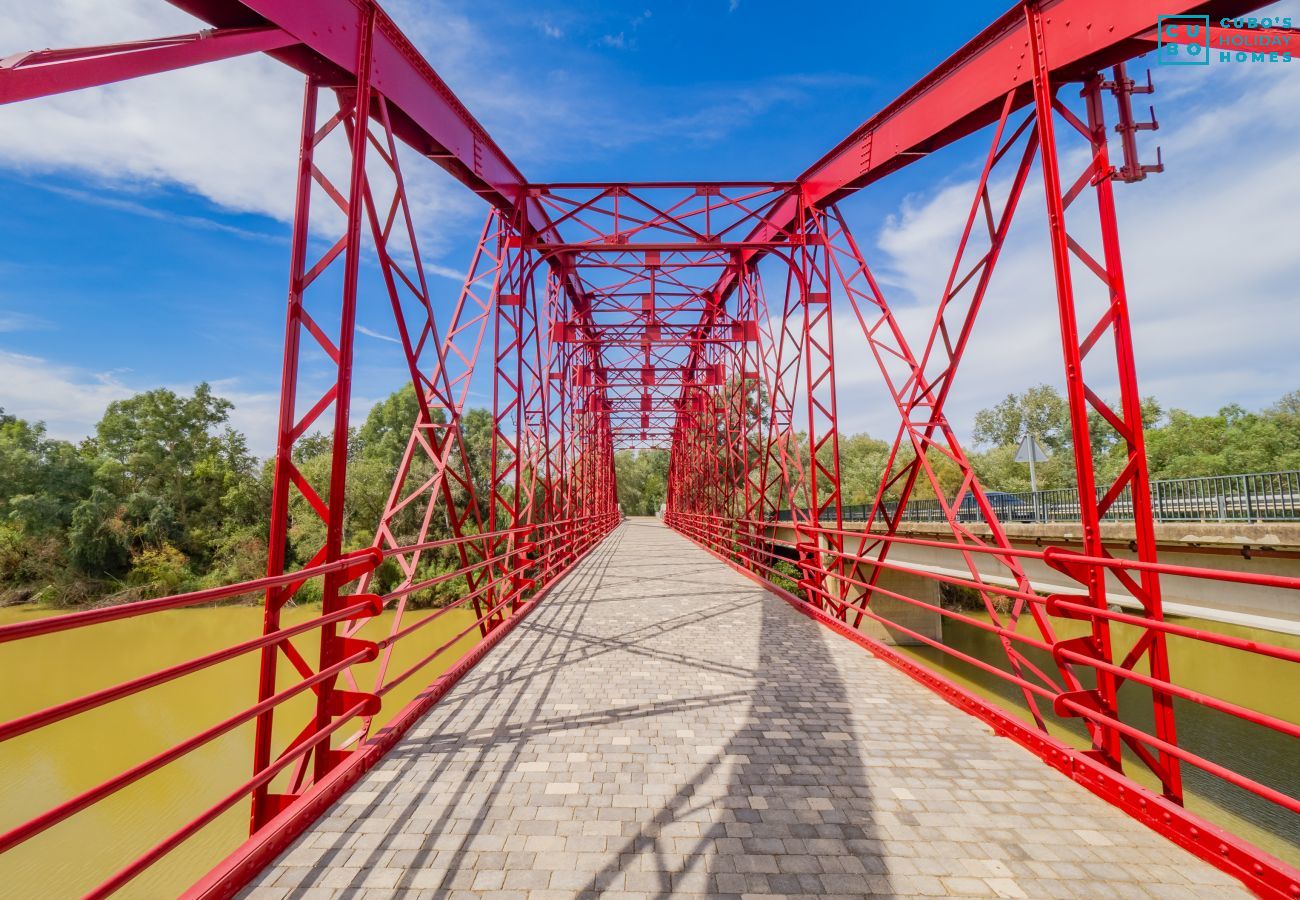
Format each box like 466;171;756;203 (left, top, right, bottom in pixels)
89;384;257;571
1144;398;1300;478
615;449;670;515
836;432;892;506
67;486;130;576
356;384;422;469
973;384;1072;454
0;412;94;533
968;384;1160;490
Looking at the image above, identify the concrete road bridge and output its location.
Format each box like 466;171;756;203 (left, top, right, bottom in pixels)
769;519;1300;639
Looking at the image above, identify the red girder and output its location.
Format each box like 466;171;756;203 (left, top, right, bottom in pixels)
0;25;295;103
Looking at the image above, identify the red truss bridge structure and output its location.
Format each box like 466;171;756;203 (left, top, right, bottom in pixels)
2;1;1300;897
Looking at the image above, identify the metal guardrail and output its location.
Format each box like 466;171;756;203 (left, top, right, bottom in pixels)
775;469;1300;524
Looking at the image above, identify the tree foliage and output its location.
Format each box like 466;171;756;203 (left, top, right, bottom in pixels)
2;383;1296;609
615;450;669;515
968;384;1298;491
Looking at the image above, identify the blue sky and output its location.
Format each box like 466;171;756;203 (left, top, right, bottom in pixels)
0;0;1297;456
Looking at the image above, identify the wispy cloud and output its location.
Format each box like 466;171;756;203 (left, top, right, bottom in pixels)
425;262;468;282
0;350;134;442
0;0;868;227
0;350;304;457
357;325;402;345
0;1;304;221
43;184;287;244
0;0;474;261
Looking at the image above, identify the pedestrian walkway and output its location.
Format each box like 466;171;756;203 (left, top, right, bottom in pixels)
243;518;1245;898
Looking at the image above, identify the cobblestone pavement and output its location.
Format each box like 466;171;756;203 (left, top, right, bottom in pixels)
242;518;1246;899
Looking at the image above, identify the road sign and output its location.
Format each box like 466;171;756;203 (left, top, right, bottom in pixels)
1016;435;1050;522
1015;434;1051;463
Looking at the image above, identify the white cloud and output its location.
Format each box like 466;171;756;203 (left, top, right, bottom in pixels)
0;0;474;245
204;379;283;457
0;350;289;456
538;21;563;39
0;351;134;440
0;311;51;333
357;325;401;345
0;0;864;220
42;184;286;243
0;2;305;221
425;262;468;282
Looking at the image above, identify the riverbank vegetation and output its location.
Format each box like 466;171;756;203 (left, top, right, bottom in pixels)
0;383;492;610
3;383;1296;610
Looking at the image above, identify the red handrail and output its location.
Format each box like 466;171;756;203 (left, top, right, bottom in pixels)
0;511;621;897
0;547;382;644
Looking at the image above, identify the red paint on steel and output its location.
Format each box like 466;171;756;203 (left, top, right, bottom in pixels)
0;0;1296;896
185;529;611;900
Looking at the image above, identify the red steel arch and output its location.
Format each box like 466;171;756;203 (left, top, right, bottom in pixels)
1;1;1299;897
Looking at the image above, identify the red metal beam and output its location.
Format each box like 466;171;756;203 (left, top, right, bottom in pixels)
799;0;1277;207
163;1;607;352
0;26;295;104
168;0;528;211
691;0;1279;341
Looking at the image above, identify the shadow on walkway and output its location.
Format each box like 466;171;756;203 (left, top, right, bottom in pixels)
246;519;1248;899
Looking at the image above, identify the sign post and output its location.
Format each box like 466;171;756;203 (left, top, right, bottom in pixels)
1015;434;1051;521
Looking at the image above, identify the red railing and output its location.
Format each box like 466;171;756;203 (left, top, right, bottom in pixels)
0;511;618;898
666;509;1300;897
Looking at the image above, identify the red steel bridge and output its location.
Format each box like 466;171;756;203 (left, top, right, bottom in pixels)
2;1;1300;897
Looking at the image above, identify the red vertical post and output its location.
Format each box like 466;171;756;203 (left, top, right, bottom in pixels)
1026;3;1181;799
311;5;376;785
250;73;320;832
814;118;1071;728
795;199;844;615
486;205;529;622
248;3;379;830
734;260;766;568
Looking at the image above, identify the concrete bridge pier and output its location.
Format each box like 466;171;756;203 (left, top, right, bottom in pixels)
784;526;945;647
840;561;944;647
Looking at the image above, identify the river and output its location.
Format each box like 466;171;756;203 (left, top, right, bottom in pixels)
0;602;480;898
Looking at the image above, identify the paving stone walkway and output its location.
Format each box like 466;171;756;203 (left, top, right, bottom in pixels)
243;517;1246;899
